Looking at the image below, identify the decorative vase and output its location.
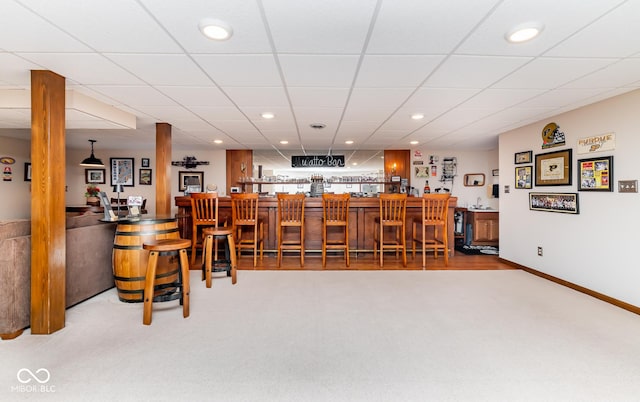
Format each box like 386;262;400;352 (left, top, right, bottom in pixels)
86;196;100;206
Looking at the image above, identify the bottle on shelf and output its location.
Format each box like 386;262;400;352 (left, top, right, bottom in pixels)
423;180;431;194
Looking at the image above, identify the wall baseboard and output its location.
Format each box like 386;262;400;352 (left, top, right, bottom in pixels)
499;258;640;316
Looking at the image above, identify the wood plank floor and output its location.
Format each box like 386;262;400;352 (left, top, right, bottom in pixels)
197;250;515;271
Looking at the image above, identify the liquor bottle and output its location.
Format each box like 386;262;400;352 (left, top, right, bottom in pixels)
423;180;430;194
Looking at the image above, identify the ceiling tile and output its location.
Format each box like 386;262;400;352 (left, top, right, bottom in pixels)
106;54;212;86
140;0;271;53
545;1;640;58
279;55;359;87
193;54;282;86
355;55;444;87
262;0;377;54
0;1;91;52
424;55;532;88
19;53;145;85
368;0;498;54
492;57;616;89
20;0;182;53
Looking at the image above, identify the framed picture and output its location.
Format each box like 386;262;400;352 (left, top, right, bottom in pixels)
577;155;613;192
110;158;135;187
535;149;572;186
139;168;152;185
178;171;204;192
85;168;105;184
415;166;429;178
492;169;499;177
514;150;532;164
141;158;150;168
515;166;532;189
529;192;579;214
24;163;31;182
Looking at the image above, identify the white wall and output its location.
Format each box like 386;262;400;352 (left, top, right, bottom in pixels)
409;148;499;209
0;136;31;219
0;137;226;219
499;89;640;307
66;148;227;217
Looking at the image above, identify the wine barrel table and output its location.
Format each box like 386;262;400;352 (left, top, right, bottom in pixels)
112;217;182;303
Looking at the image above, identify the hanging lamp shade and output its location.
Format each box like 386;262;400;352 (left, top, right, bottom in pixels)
80;139;104;167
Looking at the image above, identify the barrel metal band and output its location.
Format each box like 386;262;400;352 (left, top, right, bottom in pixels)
115;228;178;236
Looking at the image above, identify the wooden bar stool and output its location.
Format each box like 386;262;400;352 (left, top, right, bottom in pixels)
202;227;237;288
373;193;407;267
412;193;451;268
321;193;350;267
190;192;219;266
142;238;191;325
276;193;306;267
231;193;264;267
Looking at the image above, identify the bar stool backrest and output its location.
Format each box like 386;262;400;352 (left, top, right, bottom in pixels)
231;193;259;227
422;193;450;224
379;193;407;224
190;192;219;228
277;193;305;224
322;193;350;223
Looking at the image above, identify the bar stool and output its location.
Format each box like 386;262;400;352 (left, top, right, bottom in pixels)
190;192;219;266
412;193;451;267
202;227;237;288
321;193;350;267
276;193;306;267
142;238;191;325
231;193;264;267
373;193;407;267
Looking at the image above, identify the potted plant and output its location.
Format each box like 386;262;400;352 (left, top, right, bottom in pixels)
85;185;101;206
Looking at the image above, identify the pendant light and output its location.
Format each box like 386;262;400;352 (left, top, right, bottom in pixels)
80;139;104;167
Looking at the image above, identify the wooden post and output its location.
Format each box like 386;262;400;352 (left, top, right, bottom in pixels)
155;123;172;216
30;70;66;334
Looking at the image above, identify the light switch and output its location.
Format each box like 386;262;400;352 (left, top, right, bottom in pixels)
618;180;638;193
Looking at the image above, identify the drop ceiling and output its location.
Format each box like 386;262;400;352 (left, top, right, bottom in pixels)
1;0;639;167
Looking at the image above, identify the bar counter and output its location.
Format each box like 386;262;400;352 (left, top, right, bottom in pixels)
176;195;457;256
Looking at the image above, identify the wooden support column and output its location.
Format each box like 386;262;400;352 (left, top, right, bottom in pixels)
155;123;172;216
30;70;66;334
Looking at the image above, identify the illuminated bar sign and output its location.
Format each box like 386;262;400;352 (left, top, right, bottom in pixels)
291;155;345;168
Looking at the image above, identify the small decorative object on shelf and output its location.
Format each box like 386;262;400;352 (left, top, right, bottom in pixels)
85;185;101;206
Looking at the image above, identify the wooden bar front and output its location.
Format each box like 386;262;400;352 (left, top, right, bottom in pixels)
176;196;457;256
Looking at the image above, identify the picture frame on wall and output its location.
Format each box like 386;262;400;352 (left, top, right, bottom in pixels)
534;149;572;186
139;168;152;185
514;150;532;164
85;168;106;184
577;155;613;192
141;158;150;168
24;163;31;182
178;171;204;192
515;166;532;189
529;192;579;214
110;158;135;187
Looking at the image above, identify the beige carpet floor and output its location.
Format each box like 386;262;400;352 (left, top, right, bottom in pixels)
2;270;640;401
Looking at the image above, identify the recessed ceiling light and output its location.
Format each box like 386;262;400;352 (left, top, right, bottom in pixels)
199;18;233;41
280;140;289;145
505;22;544;43
261;112;275;119
411;113;424;120
213;139;223;144
352;162;358;166
410;140;419;145
345;140;354;145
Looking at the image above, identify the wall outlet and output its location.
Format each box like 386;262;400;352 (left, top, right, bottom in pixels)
537;246;543;256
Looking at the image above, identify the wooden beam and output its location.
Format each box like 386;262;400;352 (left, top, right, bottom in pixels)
155;123;172;216
30;70;66;334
